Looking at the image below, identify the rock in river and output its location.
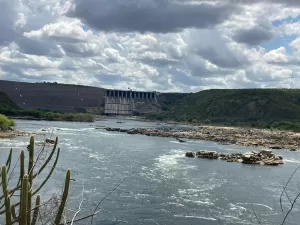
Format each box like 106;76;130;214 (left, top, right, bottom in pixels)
185;152;195;158
186;149;284;166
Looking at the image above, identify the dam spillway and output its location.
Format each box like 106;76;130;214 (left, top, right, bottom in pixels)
104;89;158;115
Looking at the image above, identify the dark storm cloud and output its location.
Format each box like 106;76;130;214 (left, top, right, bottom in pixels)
67;0;239;33
233;25;275;46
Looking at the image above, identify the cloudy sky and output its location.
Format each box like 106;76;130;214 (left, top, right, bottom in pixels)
1;0;300;92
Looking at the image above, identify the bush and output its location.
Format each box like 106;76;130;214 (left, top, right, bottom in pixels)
0;114;15;128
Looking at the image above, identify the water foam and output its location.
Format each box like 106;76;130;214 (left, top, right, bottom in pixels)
174;215;217;221
284;159;300;164
236;202;273;210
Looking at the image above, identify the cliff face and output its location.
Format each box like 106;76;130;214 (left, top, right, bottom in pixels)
0;80;105;113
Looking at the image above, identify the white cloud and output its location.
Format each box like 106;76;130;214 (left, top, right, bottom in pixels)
0;0;300;92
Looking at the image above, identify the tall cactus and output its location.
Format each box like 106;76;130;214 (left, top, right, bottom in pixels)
54;169;71;225
20;174;29;225
0;136;72;225
1;165;12;225
27;136;34;225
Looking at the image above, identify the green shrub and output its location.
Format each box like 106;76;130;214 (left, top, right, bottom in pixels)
0;114;15;128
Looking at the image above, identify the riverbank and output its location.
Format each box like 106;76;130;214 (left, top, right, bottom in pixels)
0;130;27;138
103;125;300;151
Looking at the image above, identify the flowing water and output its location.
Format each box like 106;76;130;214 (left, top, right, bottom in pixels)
1;119;300;225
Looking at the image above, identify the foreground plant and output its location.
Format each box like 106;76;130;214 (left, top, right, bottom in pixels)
0;136;71;225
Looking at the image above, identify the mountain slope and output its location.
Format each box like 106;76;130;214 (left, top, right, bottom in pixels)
155;89;300;124
0;91;20;109
0;80;105;113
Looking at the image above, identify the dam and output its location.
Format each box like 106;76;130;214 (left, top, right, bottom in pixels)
104;89;158;115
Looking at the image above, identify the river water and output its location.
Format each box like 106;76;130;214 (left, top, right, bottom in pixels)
1;119;300;225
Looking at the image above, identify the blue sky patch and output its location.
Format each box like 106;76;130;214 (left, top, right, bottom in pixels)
262;35;297;54
272;15;300;27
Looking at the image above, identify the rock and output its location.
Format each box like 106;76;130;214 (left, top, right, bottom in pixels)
264;160;284;166
45;138;55;144
196;151;218;159
186;149;284;166
260;149;273;156
105;127;122;132
176;137;186;143
185;152;195;158
270;146;282;149
290;149;296;151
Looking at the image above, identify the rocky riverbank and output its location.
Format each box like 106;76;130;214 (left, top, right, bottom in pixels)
102;126;300;151
0;130;27;138
185;149;284;166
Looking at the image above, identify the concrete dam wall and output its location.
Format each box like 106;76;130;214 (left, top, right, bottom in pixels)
104;89;159;115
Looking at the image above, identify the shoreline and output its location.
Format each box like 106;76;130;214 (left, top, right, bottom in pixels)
103;125;300;151
0;130;28;138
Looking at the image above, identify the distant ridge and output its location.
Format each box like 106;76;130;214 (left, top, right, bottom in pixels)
153;89;300;127
0;80;105;113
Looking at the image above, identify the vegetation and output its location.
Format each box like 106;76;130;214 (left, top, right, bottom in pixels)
149;89;300;132
0;136;101;224
0;114;15;130
0;137;70;224
0;108;94;122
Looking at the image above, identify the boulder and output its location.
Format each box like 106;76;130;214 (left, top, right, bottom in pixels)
185;152;195;158
260;149;273;156
196;151;218;159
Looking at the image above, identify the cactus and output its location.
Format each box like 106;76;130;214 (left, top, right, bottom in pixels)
32;148;60;196
1;166;12;225
11;205;16;220
31;195;40;225
0;136;72;225
20;174;29;225
27;136;34;225
54;169;71;225
5;148;12;173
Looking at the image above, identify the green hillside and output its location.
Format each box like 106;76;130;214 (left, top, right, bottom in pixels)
152;89;300;130
0;91;20;109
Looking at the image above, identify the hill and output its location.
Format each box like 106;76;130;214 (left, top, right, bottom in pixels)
0;80;105;113
0;91;20;109
153;89;300;130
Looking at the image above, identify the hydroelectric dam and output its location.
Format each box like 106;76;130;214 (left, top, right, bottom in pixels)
104;89;159;115
0;80;163;115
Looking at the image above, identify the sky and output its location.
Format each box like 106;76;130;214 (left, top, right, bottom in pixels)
1;0;300;92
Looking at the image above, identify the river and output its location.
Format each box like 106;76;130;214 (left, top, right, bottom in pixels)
1;119;300;225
